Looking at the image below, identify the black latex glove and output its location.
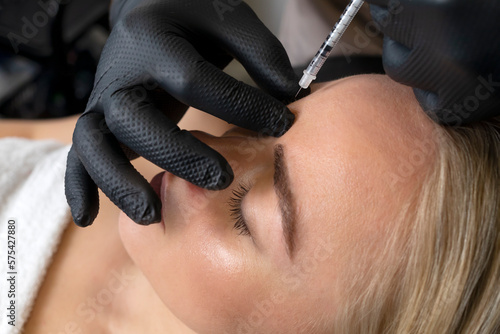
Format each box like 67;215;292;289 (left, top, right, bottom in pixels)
65;0;299;227
367;0;500;125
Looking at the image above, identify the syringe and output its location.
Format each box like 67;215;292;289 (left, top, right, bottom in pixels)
295;0;365;99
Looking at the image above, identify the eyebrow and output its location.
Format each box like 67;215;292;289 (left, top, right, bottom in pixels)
273;144;297;258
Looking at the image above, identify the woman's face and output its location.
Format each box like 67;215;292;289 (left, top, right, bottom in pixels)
119;75;436;333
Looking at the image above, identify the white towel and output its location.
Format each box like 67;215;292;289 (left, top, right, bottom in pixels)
0;138;71;334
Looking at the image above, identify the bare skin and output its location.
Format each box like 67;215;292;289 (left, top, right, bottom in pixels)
118;75;437;333
1;75;436;333
3;110;231;333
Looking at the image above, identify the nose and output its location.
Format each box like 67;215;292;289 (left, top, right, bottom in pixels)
165;130;275;229
189;130;275;181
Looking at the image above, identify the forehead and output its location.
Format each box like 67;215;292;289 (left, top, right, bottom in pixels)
282;74;436;250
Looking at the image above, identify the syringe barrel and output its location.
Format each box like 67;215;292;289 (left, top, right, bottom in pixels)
300;0;365;89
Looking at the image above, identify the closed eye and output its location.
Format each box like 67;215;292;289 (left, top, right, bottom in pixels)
228;183;251;236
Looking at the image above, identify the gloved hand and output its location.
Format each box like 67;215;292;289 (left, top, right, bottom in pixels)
366;0;500;125
65;0;299;227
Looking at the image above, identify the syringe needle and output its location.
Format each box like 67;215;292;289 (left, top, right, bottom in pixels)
295;88;303;100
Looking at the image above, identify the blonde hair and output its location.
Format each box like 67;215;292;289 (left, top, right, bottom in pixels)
331;116;500;333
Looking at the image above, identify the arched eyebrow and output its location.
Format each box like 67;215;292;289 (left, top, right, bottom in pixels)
273;144;297;258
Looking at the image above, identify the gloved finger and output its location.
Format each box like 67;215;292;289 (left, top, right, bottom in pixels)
381;35;450;107
371;4;446;114
369;3;405;40
199;49;234;72
65;146;99;227
147;88;190;124
120;143;140;161
413;88;441;122
106;87;234;190
152;36;295;137
368;4;390;28
382;35;469;123
73;112;162;224
369;2;421;46
208;2;299;103
380;36;412;82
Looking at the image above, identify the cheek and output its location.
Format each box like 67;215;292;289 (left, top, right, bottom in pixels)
118;211;164;264
118;210;276;333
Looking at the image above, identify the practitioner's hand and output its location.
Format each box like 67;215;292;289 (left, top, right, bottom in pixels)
367;0;500;124
65;0;299;227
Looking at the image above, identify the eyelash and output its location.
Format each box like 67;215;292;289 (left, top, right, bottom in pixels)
228;183;251;236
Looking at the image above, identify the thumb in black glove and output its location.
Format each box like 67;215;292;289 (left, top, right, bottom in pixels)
366;0;500;125
65;0;300;227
